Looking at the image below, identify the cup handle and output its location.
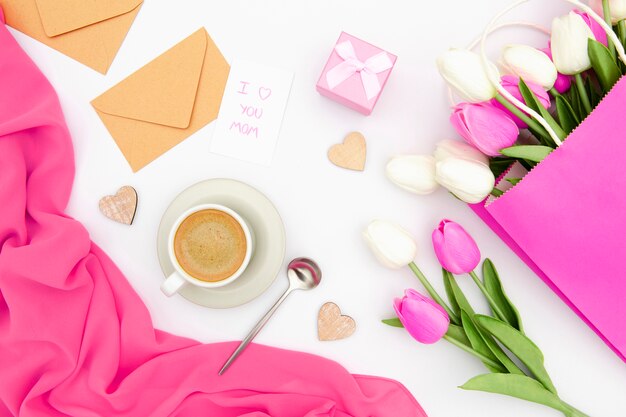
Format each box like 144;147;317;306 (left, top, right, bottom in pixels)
161;272;186;297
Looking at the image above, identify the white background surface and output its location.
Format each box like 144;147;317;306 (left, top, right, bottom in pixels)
8;0;626;416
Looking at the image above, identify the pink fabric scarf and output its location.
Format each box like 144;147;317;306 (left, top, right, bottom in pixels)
0;9;426;417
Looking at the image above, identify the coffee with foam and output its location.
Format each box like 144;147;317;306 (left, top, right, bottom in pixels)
173;209;247;282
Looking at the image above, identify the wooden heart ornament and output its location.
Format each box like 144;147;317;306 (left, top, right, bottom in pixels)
98;186;138;225
318;302;356;341
328;132;366;171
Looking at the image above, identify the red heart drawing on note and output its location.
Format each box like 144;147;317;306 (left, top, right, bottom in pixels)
259;87;272;100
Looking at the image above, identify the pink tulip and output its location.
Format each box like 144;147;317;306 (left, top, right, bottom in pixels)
574;10;608;46
490;75;551;128
541;46;572;94
450;102;518;157
552;73;573;94
393;289;450;344
432;219;481;274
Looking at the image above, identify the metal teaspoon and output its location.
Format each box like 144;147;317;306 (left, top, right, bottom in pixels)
218;257;322;375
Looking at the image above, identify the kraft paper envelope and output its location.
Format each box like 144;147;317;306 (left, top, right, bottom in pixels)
91;28;230;172
0;0;142;73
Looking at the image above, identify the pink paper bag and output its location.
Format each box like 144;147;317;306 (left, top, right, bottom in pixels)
471;77;626;363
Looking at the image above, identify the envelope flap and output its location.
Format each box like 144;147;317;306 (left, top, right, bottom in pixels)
35;0;143;37
91;29;208;129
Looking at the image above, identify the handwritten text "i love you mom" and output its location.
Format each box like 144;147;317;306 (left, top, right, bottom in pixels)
229;81;272;138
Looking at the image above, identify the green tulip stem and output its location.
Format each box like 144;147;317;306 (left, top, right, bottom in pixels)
409;262;460;324
443;335;504;370
490;188;504;197
619;20;626;48
602;0;617;59
549;88;561;99
561;401;591;417
574;73;592;114
494;94;545;134
469;271;508;322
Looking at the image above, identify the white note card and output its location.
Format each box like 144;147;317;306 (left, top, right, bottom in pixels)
210;59;294;165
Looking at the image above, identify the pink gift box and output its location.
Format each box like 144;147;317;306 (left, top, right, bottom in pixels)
316;32;397;115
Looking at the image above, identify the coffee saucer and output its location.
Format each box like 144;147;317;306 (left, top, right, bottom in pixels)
157;179;286;308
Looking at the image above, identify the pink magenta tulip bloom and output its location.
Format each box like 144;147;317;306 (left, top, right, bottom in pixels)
450;102;518;156
432;219;481;274
490;75;551;128
574;10;608;46
393;289;450;344
552;72;573;94
541;45;572;94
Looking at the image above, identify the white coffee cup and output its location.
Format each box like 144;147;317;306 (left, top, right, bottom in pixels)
160;204;254;297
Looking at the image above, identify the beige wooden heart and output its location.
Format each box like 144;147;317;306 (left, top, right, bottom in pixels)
318;302;356;341
327;132;366;171
98;186;137;225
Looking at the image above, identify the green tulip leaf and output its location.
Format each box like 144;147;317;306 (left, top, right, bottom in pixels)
463;310;523;375
588;39;621;93
528;125;553;147
475;315;557;394
460;311;505;373
478;326;525;375
500;145;553;163
489;157;516;178
441;275;524;376
442;268;461;318
443;269;475;316
482;259;523;333
518;78;567;141
555;95;579;134
569;83;584;121
507;80;550;145
382;317;403;328
518;78;542;113
586;76;601;109
505;178;522;186
527;125;552;147
445;271;517;371
460;373;570;414
446;323;472;348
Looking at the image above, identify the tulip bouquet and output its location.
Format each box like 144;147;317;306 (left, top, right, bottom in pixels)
386;0;626;203
386;0;626;366
364;219;590;417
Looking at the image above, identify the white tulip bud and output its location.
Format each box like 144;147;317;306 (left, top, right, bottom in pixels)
386;155;438;195
433;139;489;166
551;12;596;75
590;0;626;23
501;44;558;90
436;49;500;102
435;157;495;204
363;220;417;269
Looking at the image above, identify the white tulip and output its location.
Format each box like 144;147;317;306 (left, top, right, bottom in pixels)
551;12;596;75
363;220;417;269
590;0;626;23
433;139;489;166
435;157;495;204
436;49;500;102
501;44;558;90
386;155;438;195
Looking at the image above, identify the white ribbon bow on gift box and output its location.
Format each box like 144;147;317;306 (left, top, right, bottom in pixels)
325;40;393;100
